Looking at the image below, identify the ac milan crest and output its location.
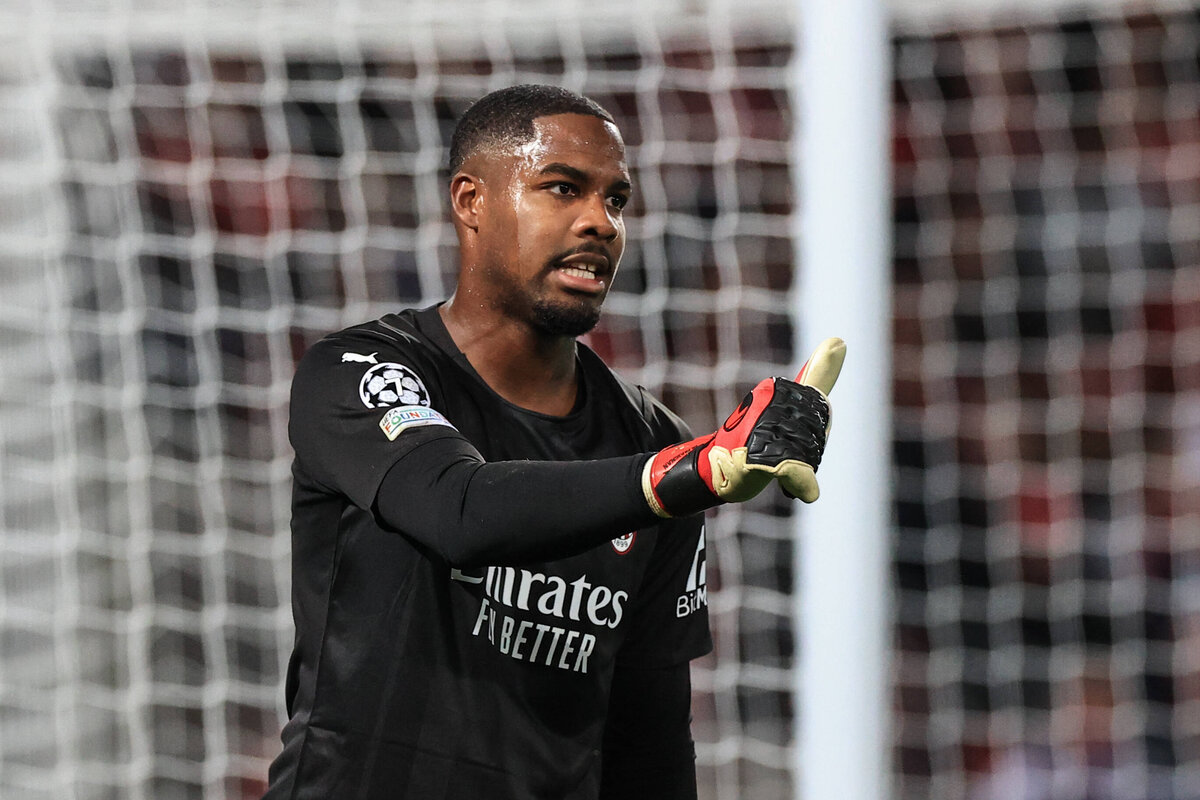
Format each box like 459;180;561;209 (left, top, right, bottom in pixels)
611;532;636;555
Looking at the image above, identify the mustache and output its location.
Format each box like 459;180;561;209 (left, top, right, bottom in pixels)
548;244;613;268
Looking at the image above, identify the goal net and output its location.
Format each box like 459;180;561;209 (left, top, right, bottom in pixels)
4;1;1197;799
0;2;801;798
891;4;1200;799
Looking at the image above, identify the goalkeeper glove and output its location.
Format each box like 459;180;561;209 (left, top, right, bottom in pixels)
641;337;845;518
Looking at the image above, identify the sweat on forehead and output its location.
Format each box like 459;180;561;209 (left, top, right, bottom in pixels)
448;84;615;175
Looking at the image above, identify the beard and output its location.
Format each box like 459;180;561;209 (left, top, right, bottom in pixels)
530;296;603;337
483;253;607;338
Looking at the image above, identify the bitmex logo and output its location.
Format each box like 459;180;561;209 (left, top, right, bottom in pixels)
676;525;708;618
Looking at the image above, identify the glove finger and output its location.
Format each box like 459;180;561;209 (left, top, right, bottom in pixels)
740;457;822;503
774;461;821;503
709;447;775;503
795;337;846;397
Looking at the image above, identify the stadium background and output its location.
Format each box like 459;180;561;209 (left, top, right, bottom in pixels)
0;0;1197;798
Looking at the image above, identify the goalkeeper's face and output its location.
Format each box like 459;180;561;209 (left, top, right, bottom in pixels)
478;113;631;337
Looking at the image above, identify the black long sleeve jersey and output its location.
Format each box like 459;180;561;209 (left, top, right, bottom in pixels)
265;305;712;800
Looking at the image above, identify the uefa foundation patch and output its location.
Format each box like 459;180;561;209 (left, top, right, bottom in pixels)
379;405;456;441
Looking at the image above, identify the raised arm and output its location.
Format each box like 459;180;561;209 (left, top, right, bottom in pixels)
370;338;845;566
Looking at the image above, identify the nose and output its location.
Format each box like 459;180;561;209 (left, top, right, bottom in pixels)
572;193;620;242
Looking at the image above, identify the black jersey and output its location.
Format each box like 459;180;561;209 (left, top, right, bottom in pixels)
265;305;712;800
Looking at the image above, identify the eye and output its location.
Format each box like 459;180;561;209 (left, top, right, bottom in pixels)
548;182;577;197
608;194;629;210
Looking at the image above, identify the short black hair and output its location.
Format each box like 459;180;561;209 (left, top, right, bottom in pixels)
448;84;615;175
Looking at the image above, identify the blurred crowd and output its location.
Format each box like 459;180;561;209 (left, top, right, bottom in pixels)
892;10;1200;799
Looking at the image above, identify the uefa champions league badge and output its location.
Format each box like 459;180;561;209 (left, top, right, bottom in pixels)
359;363;431;409
611;532;636;555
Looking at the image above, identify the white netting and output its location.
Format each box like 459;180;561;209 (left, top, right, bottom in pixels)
10;2;1196;799
891;6;1200;799
0;2;801;798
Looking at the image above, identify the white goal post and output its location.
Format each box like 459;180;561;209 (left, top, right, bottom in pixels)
793;2;893;800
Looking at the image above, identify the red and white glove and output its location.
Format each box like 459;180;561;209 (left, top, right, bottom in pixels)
641;337;845;518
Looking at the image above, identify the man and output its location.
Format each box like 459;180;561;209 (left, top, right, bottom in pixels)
264;84;842;799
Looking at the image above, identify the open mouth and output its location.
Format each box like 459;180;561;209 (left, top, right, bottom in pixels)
558;263;601;281
554;252;610;284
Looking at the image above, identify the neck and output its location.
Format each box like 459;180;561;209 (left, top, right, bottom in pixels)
439;294;580;416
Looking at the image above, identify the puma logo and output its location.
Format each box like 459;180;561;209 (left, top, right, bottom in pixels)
342;352;379;364
722;397;753;432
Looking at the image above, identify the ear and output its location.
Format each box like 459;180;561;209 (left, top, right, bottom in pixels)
449;173;482;231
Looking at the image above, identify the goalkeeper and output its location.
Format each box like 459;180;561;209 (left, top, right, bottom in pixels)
264;84;844;800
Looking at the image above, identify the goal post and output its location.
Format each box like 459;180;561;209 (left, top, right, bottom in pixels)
792;2;893;800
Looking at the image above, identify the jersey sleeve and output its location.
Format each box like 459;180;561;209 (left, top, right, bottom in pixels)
616;393;713;667
288;331;460;512
291;328;664;566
